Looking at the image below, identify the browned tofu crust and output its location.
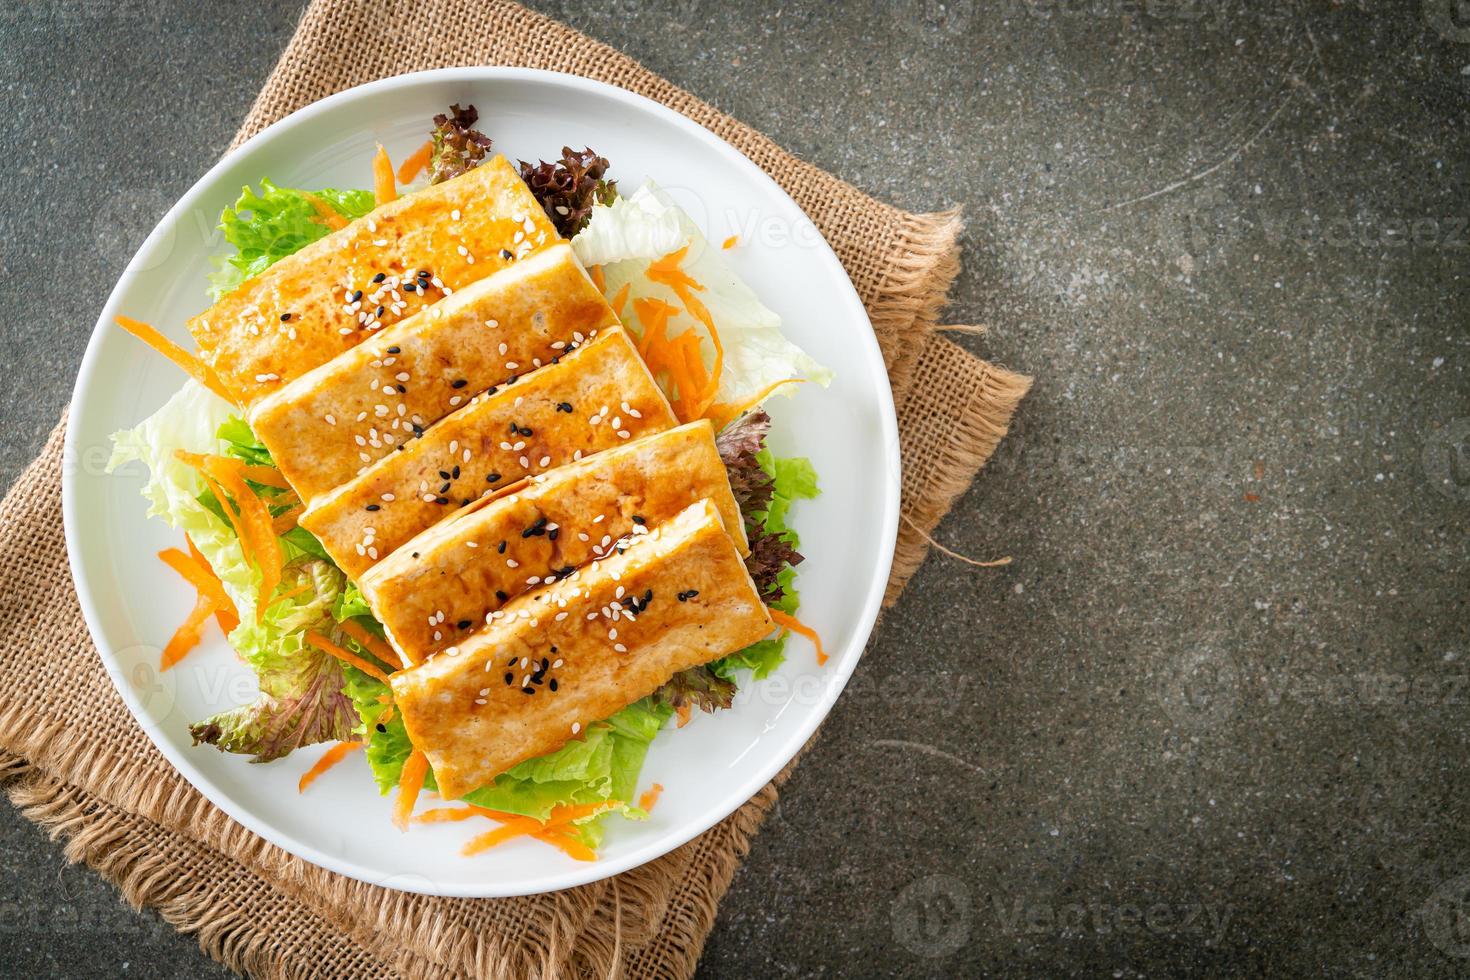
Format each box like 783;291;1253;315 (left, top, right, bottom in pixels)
248;244;617;500
389;500;773;800
188;156;560;406
298;327;677;578
359;421;748;664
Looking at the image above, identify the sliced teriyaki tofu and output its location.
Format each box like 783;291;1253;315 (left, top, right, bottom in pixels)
189;156;560;406
389;499;774;800
298;327;677;578
248;243;617;500
359;420;748;664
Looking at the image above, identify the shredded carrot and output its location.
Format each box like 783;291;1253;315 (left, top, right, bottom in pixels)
187;535;239;633
768;608;828;666
373;144;397;205
676;703;692;729
299;191;349;231
639;784;663;811
393;750;429;830
305;631;392;685
461;801;619;856
722;235;738;250
161;592;215;670
270;503;303;535
298;741;362;793
113;316;236;404
706;378;805;431
531;828;598;861
177;451;281;622
416;807;483;824
633;296;705;421
609;282;631;319
589;264;606;292
239;465;291;489
339;618;409;670
158;548;236;623
644;248;725;417
397;139;434;183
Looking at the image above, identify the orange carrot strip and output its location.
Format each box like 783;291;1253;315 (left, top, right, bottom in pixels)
270;503;303;535
416;807;483;824
300;191;349;231
339;619;409;669
158;547;235;621
205;459;280;623
461;817;546;855
722;235;738;250
531;829;598;861
186;535;240;633
639;783;664;811
393;749;429;830
609;282;631;319
161;592;215;670
396;139;434;183
768;608;828;666
705;378;805;431
114;316;236;404
676;703;692;729
589;264;606;292
239;465;291;489
373;145;397;205
305;631;392;685
645;248;724;416
298;741;362;793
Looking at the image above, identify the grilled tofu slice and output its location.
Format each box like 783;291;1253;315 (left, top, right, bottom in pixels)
359;421;747;664
189;156;560;406
248;243;617;500
299;327;676;578
389;499;773;800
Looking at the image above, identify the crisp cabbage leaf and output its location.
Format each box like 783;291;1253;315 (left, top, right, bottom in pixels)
578;182;833;408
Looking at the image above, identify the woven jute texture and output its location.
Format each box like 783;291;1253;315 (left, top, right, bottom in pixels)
0;1;1031;977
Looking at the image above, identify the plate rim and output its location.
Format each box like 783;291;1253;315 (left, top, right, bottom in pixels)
62;65;900;897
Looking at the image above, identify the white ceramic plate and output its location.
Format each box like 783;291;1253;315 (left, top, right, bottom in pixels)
64;68;899;897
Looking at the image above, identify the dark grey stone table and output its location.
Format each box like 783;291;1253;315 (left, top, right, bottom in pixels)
3;1;1468;976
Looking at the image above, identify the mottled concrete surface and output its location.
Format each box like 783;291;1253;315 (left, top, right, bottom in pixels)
3;1;1469;976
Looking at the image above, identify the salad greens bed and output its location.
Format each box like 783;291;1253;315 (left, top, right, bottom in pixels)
109;106;827;846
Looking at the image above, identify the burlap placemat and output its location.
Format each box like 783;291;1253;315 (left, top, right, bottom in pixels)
0;1;1031;976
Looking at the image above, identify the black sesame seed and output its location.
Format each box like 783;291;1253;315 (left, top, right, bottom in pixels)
452;379;468;389
396;384;406;393
548;528;560;541
509;422;519;434
412;423;424;435
461;498;471;506
495;590;509;602
556;402;573;413
404;282;416;292
500;248;513;260
506;375;518;385
376;305;385;317
486;472;501;484
279;312;291;322
457;619;471;630
438;470;451;480
365;504;380;512
434;496;449;505
504;672;514;684
375;723;387;733
372;272;386;283
351;290;363;302
497;540;506;553
550;646;558;653
452;465;460;478
549;679;558;692
632;515;646;525
521;687;535;695
386;345;400;354
439;482;451;494
412;551;420;558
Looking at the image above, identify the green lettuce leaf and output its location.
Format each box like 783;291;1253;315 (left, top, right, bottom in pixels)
345;667;668;840
208;180;375;300
109;385;363;761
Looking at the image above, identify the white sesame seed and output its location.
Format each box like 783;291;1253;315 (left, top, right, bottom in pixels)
571;722;581;735
539;456;551;467
451;209;461;220
506;558;519;568
613;644;627;653
324;414;336;425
